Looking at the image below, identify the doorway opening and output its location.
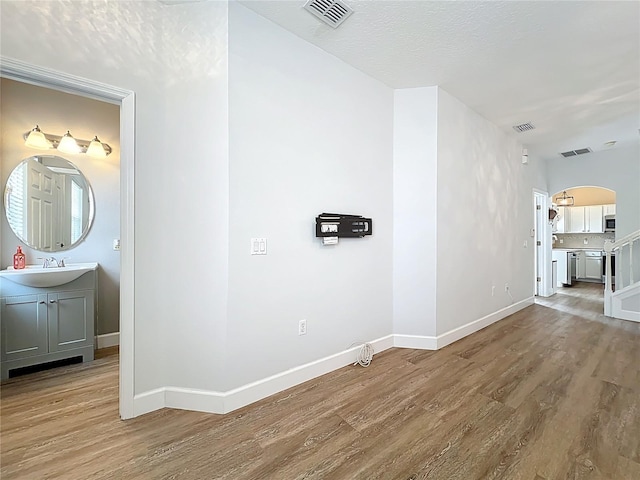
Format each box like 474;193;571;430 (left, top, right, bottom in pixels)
549;185;616;304
0;57;135;419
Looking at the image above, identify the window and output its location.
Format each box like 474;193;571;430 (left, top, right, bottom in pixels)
6;163;26;240
71;179;83;243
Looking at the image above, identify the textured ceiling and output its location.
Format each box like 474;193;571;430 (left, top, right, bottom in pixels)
237;0;640;161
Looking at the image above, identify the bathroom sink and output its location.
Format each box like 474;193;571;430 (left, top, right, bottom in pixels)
0;262;98;288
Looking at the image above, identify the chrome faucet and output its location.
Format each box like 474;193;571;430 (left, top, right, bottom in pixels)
42;257;59;268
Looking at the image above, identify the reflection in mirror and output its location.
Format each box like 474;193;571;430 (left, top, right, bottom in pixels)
4;155;95;252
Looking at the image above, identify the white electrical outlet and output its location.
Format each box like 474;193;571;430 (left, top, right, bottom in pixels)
113;239;121;251
492;286;495;296
298;319;307;336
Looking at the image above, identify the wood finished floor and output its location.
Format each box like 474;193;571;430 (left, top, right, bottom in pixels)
1;282;639;479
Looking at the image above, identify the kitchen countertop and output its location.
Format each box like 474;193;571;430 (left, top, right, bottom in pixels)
552;248;604;252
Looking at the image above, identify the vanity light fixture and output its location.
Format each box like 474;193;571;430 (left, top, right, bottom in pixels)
24;125;52;150
22;125;112;157
554;190;575;206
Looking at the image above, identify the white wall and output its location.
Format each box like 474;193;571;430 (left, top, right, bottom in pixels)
546;145;640;238
0;78;121;335
1;0;555;414
1;0;230;393
436;88;546;335
226;3;394;390
393;87;438;337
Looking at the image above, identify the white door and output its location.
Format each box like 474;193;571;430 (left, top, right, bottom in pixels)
26;158;57;251
534;192;546;296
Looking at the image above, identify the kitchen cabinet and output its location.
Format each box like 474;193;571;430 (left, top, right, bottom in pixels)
576;251;586;279
554;206;567;233
552;250;568;285
603;204;616;216
585;255;603;280
567;206;603;233
1;272;95;380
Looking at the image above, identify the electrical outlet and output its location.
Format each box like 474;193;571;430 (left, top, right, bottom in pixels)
560;238;564;244
113;239;120;251
298;319;307;336
492;286;495;296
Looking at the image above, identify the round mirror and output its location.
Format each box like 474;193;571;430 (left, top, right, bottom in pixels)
3;155;95;252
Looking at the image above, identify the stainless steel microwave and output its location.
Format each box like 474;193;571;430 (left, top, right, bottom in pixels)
604;215;615;232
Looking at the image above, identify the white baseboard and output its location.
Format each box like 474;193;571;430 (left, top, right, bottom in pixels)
435;297;534;349
392;297;534;351
132;334;395;416
131;298;534;418
96;332;120;349
133;388;165;417
393;334;437;350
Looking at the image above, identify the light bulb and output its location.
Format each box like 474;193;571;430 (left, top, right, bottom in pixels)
24;125;52;150
57;130;81;154
86;136;107;158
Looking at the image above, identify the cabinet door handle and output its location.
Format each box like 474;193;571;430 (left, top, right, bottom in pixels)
49;300;57;303
39;301;46;304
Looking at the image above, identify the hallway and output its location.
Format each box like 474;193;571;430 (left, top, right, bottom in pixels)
2;287;639;479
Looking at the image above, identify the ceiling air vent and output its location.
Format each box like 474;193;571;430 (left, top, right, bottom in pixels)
304;0;353;28
512;122;535;133
560;148;592;157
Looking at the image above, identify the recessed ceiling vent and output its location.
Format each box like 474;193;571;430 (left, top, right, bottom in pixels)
512;122;535;133
304;0;353;28
560;148;592;157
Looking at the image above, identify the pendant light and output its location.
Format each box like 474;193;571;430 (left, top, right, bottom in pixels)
24;125;52;150
57;130;82;154
86;136;107;158
554;191;574;206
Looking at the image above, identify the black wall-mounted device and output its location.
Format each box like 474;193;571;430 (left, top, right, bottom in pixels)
315;213;373;241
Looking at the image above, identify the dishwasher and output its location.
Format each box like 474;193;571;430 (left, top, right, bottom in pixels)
567;252;577;285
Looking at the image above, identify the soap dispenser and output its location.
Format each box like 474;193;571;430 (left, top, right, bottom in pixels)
13;246;26;270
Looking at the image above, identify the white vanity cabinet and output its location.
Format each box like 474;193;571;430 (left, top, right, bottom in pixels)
1;271;95;380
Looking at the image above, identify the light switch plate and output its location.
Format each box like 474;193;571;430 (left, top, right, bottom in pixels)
251;238;267;255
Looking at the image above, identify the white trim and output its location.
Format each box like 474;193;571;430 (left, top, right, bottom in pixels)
393;297;534;351
435;297;534;348
610;285;640;322
131;299;534;416
133;388;165;417
1;56;136;420
132;335;395;415
96;332;120;349
131;294;530;416
224;334;394;413
393;334;438;350
165;387;226;413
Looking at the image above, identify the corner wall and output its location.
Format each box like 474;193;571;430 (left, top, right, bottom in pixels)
435;88;544;336
393;87;438;339
226;3;394;390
